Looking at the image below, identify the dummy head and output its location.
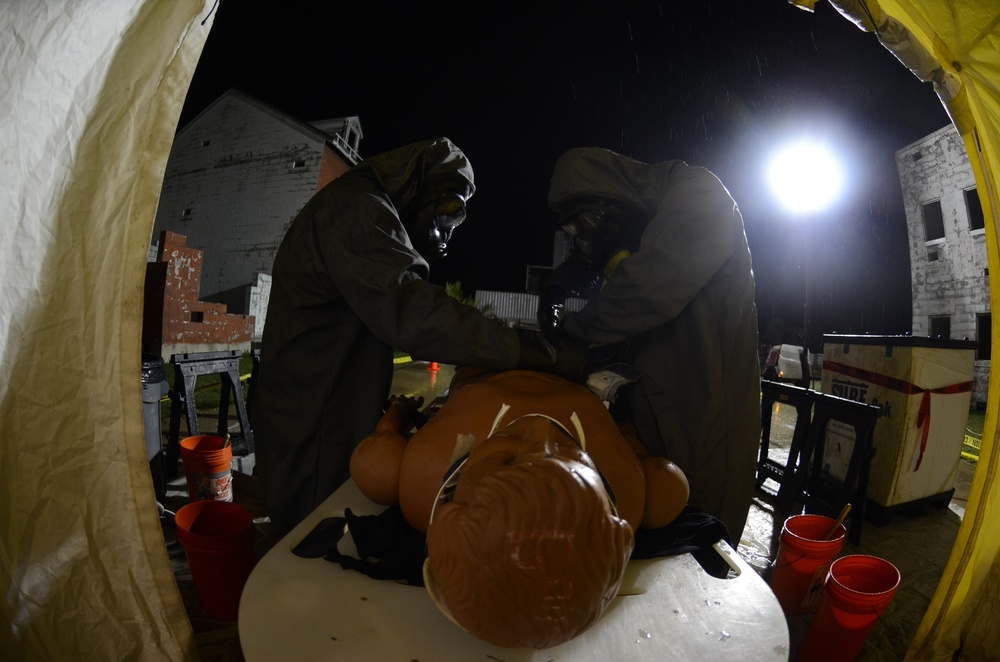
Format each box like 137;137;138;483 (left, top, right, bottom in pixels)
424;417;635;649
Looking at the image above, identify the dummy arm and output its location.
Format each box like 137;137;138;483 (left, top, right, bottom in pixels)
349;395;425;506
619;422;690;529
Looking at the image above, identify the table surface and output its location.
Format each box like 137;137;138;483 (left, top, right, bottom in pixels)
239;481;789;661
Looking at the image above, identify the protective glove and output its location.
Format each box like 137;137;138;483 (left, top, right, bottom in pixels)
547;333;591;383
515;328;558;371
515;329;591;383
536;252;603;335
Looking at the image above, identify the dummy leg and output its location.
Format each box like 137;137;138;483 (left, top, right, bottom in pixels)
349;395;424;506
619;423;690;529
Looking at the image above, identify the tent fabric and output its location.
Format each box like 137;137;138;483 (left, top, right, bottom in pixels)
829;1;1000;659
1;0;999;659
1;1;215;660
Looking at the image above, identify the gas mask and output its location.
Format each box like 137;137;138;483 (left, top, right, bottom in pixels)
417;194;467;260
558;207;632;276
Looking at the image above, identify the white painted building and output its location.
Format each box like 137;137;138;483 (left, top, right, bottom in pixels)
895;124;990;406
151;89;361;324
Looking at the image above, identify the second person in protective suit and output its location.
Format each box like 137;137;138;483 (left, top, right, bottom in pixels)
537;146;761;545
254;138;586;537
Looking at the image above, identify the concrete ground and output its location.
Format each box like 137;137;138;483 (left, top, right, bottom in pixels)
161;360;977;661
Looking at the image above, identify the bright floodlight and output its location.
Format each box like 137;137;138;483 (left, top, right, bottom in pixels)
767;141;844;214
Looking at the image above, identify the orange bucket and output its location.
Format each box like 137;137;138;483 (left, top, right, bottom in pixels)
180;434;233;502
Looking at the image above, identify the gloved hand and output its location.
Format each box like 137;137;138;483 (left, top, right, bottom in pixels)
515;328;558;371
547;332;591;383
536;252;603;335
515;329;591;383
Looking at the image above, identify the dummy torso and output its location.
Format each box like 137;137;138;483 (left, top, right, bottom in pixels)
351;368;689;534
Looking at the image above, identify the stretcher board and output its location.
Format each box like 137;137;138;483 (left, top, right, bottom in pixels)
239;481;789;661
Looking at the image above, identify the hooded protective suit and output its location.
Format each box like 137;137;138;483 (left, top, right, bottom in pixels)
546;147;761;544
254;138;525;535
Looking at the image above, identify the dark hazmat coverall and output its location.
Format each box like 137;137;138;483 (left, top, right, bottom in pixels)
539;147;761;544
254;138;573;536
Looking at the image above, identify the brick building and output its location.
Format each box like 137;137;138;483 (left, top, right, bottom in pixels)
896;124;990;406
150;89;362;337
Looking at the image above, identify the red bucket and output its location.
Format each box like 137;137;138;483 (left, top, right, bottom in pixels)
174;500;255;621
797;554;901;662
769;513;847;615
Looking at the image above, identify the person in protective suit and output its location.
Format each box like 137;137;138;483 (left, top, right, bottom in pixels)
254;138;585;537
537;146;761;545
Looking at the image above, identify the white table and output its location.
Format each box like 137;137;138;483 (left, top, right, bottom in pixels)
239;481;789;660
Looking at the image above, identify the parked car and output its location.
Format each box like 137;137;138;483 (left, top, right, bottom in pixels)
762;344;810;386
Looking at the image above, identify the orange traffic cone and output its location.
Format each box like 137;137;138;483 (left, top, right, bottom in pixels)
427;362;439;372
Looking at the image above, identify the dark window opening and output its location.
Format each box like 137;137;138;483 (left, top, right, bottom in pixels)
922;200;945;241
966;187;985;231
191;311;204;323
291;159;306;168
928;250;939;262
201;140;211;147
912;151;923;161
977;314;992;360
929;315;951;339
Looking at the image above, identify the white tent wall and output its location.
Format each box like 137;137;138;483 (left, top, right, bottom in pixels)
1;1;215;660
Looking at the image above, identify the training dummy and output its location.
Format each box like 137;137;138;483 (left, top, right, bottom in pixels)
349;367;689;648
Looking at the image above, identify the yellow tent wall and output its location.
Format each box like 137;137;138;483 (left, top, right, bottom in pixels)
824;0;1000;658
1;1;215;659
875;2;1000;658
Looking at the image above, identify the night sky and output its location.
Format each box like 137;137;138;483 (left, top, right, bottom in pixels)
179;0;952;346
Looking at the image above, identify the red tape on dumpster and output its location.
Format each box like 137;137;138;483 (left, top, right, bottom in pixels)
823;361;972;471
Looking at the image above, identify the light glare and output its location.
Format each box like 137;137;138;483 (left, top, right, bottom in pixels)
767;141;844;214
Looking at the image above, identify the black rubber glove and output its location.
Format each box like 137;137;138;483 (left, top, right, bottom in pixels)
548;333;591;383
536;252;603;335
515;328;558;371
515;329;591;383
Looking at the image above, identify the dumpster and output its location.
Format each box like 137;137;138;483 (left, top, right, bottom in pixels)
820;334;976;522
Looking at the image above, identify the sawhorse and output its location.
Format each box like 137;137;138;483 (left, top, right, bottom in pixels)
165;350;254;476
756;380;880;545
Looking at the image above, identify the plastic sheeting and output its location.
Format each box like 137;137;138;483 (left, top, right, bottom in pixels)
1;1;215;660
1;0;999;659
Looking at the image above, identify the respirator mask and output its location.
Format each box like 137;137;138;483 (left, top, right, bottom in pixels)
419;193;467;260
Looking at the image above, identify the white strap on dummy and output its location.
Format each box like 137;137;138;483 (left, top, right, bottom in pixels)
489;403;586;451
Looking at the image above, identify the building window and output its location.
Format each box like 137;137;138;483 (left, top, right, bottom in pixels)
929;315;951;339
927;250;939;262
201;140;211;147
966;187;985;232
191;311;204;323
291;159;306;168
922;200;945;241
977;313;992;360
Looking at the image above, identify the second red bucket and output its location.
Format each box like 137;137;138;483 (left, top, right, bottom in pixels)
797;554;901;661
769;513;847;615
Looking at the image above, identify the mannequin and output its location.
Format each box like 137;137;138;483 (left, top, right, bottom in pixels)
349;367;690;648
350;367;690;535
